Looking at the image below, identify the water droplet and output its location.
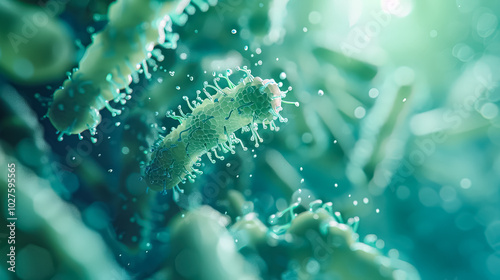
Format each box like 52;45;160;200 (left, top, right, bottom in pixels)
303;27;308;32
256;48;262;54
318;89;324;96
301;178;305;183
334;183;338;188
231;29;237;34
300;167;303;171
176;86;180;90
354;106;366;119
363;197;369;204
369;88;379;98
376;208;380;213
108;169;113;173
460;178;472;189
244;45;248;51
353;200;358;206
279;72;287;80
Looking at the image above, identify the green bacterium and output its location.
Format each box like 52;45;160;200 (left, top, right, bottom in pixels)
144;67;298;193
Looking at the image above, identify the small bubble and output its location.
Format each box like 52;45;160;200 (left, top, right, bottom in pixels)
334;183;338;188
169;71;175;76
231;29;237;34
301;178;305;183
244;45;249;51
376;208;380;213
303;27;308;32
279;72;287;80
256;48;262;54
249;174;253;177
257;60;263;65
369;88;379;98
363;197;369;204
180;53;187;60
353;200;358;206
354;106;366;119
226;163;231;167
333;140;337;144
176;86;180;90
318;89;324;96
460;178;472;189
300;167;303;171
108;169;113;173
403;98;407;102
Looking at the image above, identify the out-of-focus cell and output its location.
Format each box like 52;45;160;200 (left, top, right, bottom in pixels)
0;0;74;83
17;245;55;280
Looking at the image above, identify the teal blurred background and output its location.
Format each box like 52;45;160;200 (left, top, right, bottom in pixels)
1;0;500;279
